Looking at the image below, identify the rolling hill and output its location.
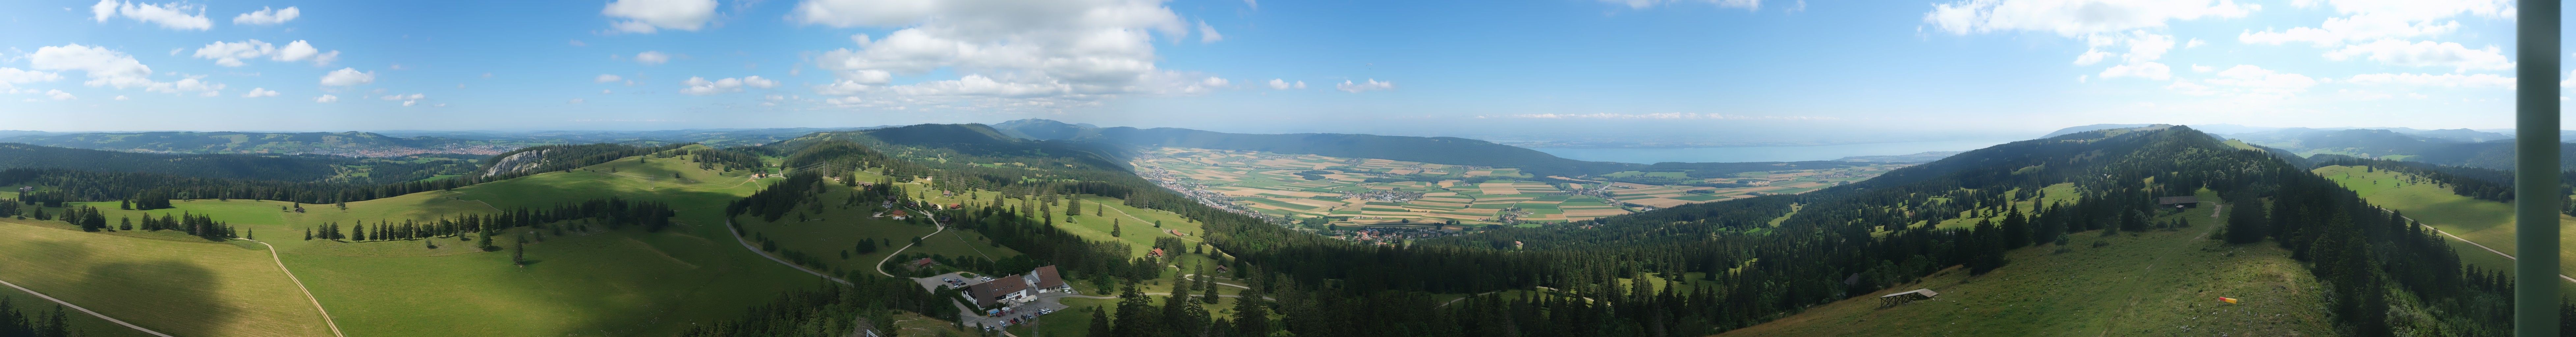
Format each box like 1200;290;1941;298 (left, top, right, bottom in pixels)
984;119;1868;177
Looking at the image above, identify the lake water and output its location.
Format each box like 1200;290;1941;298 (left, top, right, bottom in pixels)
1531;139;2021;164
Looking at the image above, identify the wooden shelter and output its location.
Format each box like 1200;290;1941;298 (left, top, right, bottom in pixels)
1878;288;1939;307
2156;196;2200;208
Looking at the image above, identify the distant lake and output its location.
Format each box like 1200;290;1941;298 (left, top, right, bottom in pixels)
1531;139;2021;164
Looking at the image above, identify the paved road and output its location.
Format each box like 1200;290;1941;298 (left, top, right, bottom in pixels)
0;277;176;337
241;239;347;337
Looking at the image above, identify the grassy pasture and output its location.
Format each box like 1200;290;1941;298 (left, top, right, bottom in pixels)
2;148;830;337
2315;165;2576;294
0;218;337;337
1719;193;2337;337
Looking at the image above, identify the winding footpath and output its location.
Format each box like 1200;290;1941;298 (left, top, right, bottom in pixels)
724;219;854;286
0;277;176;337
869;208;948;278
2388;213;2576;284
241;239;348;337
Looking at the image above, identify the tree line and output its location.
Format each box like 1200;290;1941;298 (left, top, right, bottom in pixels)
0;297;73;337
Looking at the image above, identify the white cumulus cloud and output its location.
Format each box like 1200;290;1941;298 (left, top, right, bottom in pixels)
680;76;774;95
314;94;338;103
231;6;298;25
320;67;375;86
242;88;278;97
1922;0;2255;37
2192;65;2317;97
191;40;337;67
2322;39;2512;72
90;0;211;30
635;51;670;65
603;0;719;33
595;74;624;83
2345;72;2514;88
0;68;63;91
2098;62;2171;80
45;90;76;100
30;44;162;90
1336;79;1394;93
794;0;1222;108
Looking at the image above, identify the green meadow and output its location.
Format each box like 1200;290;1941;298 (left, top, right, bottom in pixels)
1;146;831;337
1719;193;2337;337
0;218;336;337
2315;165;2576;296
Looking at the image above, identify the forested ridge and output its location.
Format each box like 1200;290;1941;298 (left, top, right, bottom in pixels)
0;142;763;207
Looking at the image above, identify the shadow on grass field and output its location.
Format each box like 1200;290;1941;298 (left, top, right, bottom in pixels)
0;219;335;337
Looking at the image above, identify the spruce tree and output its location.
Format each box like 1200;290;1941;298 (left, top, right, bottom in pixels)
1089;308;1113;337
1111;283;1159;337
1231;288;1269;336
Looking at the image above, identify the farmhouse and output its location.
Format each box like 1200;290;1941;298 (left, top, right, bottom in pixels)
2156;196;2199;209
1878;288;1938;307
961;266;1070;308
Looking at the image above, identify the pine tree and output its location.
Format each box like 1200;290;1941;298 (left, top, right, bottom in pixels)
1163;277;1194;333
513;235;527;265
1111;283;1159;337
2001;207;2030;249
1231;288;1269;336
1197;266;1219;304
1088;308;1114;337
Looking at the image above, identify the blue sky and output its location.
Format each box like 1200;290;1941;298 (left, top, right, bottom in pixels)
0;0;2544;143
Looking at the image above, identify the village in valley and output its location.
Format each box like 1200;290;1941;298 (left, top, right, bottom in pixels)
1128;147;1906;243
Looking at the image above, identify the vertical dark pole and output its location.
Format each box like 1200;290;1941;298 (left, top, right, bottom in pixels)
2517;0;2563;336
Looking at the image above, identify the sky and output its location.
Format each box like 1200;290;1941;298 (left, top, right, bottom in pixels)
0;0;2550;144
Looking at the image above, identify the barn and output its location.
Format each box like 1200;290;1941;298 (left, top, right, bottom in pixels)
1878;288;1939;307
2156;196;2199;209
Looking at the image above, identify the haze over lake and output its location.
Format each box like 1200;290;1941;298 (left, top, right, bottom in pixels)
1530;139;2021;164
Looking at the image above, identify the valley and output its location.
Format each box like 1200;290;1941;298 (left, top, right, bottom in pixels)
1129;147;1901;229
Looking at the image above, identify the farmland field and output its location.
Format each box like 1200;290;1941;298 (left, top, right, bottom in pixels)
1131;147;1903;227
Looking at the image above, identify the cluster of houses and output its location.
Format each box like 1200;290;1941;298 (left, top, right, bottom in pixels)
1331;227;1459;244
961;266;1071;308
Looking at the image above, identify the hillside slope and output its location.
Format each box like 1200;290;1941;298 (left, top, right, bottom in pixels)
1716;194;2336;337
